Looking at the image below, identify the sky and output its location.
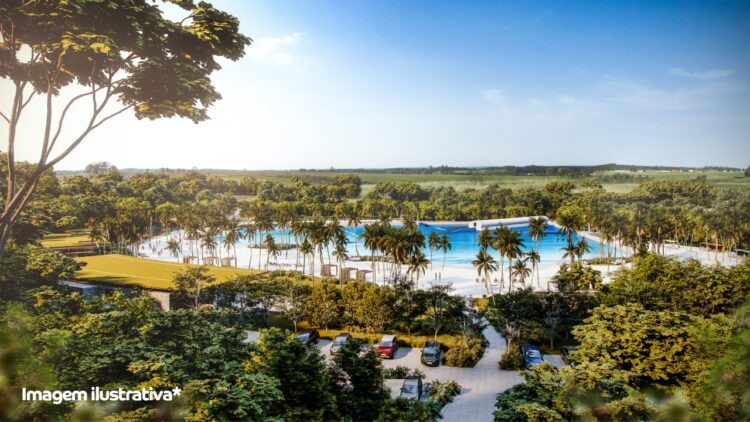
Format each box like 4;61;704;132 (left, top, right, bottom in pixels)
4;0;750;170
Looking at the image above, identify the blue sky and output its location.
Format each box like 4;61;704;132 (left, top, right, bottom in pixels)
9;0;750;169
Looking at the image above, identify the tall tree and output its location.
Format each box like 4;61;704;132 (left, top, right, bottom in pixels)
0;1;250;253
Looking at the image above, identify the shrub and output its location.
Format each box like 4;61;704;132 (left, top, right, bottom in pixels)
499;345;525;370
427;380;462;406
383;366;425;379
443;337;485;367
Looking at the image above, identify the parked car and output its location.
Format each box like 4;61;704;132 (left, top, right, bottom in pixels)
295;330;319;346
377;335;398;359
399;376;423;400
420;341;441;367
560;346;578;366
521;344;544;368
329;333;353;355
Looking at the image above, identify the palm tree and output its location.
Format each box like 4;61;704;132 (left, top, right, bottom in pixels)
512;259;532;288
299;239;314;279
561;244;577;264
527;250;541;288
557;209;581;253
503;230;525;292
428;232;440;271
406;251;429;289
222;221;242;267
201;233;217;264
245;222;257;269
360;223;381;282
334;243;349;284
478;227;493;251
494;225;511;285
439;234;452;271
574;238;592;262
472;248;497;302
265;234;280;269
347;210;362;257
166;238;181;262
527;217;547;253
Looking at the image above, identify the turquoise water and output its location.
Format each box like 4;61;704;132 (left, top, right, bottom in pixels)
240;222;612;266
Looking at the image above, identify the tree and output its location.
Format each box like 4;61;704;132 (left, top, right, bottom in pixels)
439;234;452;271
572;304;703;385
245;328;338;421
278;281;310;332
472;248;497;300
329;341;389;421
173;266;215;309
424;284;462;340
512;258;531;287
165;237;181;262
307;282;342;330
484;289;543;352
406;250;429;289
428;232;440;271
0;1;250;254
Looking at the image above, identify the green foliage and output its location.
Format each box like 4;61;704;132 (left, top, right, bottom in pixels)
499;345;525;371
329;341;389;421
173;265;216;309
245;328;338;421
603;254;750;316
0;245;80;301
0;305;60;421
552;263;602;292
383;366;425;379
427;380;462;406
572;304;702;385
443;336;486;367
376;398;439;422
184;373;283;422
694;301;750;420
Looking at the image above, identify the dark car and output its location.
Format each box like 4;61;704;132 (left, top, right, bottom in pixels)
560;346;578;366
399;376;423;400
377;335;398;359
330;333;353;355
295;330;319;346
521;344;544;368
420;341;441;367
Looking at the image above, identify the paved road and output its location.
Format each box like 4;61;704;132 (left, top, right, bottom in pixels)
315;325;525;422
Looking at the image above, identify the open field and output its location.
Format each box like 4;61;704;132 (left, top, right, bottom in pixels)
74;254;267;290
41;232;93;248
87;169;749;194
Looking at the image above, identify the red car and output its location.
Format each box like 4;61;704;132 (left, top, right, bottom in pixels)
377;335;398;359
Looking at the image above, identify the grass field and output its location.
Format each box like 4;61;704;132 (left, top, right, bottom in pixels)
74;254;267;290
41;232;93;248
63;168;749;193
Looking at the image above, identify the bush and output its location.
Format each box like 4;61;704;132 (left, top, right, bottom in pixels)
383;366;425;379
443;337;486;367
427;380;462;406
499;345;525;370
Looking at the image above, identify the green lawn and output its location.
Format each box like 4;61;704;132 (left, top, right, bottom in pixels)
74;254;267;290
41;232;93;248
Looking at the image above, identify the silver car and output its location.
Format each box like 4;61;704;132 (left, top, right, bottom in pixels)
399;376;423;400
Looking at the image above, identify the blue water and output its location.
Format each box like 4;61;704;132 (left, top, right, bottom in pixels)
237;222;612;266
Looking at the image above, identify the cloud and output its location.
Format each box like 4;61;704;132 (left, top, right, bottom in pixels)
483;89;505;104
248;33;303;64
483;89;602;121
604;78;745;111
668;67;734;80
